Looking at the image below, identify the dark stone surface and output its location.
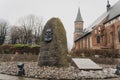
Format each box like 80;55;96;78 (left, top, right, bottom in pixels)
115;66;120;75
44;28;53;42
38;17;68;67
17;62;25;76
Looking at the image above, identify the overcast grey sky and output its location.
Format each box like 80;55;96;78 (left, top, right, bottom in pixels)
0;0;119;50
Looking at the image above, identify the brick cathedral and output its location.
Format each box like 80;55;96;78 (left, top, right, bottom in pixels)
73;0;120;51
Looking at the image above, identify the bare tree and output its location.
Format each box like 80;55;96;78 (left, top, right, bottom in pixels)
10;26;24;44
17;14;43;45
0;19;8;45
10;26;18;44
34;21;43;44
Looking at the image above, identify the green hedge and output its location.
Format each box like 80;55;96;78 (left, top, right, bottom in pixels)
0;44;40;54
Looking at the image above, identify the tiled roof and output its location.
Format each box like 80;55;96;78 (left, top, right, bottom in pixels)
107;0;120;22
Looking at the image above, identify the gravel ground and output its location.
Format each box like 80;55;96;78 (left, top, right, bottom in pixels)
0;62;119;79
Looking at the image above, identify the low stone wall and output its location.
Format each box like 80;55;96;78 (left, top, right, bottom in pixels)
91;58;120;65
0;62;118;79
1;54;120;65
0;54;38;62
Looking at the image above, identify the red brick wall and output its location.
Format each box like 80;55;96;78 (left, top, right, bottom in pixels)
113;21;120;49
91;26;102;49
75;41;80;50
73;16;120;51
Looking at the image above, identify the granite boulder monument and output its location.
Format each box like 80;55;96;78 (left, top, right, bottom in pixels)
38;17;68;67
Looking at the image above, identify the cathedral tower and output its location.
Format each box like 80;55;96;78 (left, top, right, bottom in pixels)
74;7;84;41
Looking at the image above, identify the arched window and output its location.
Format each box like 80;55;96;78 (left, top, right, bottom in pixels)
118;27;120;42
96;35;100;43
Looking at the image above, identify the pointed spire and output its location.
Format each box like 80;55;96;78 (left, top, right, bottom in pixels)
106;0;111;11
75;7;83;22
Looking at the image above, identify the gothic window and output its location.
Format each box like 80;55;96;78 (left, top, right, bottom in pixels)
118;27;120;42
88;37;90;48
81;40;83;49
108;34;110;43
96;35;100;43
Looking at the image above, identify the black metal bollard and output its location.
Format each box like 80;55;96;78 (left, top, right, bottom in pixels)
17;62;25;76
